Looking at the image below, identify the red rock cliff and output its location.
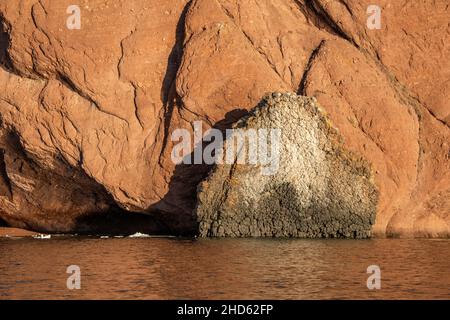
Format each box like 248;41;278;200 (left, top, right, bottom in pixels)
0;0;448;237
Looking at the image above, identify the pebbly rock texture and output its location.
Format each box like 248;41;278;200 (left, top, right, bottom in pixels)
197;93;378;238
0;0;449;237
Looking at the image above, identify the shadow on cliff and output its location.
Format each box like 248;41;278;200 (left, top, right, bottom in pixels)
158;0;192;162
145;0;249;236
161;1;192;106
0;129;171;236
0;16;8;68
147;109;249;236
0;14;15;74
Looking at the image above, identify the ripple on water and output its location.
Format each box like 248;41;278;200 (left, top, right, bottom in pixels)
0;238;449;299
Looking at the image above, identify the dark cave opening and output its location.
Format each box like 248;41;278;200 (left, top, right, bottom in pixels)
72;207;172;237
0;216;8;227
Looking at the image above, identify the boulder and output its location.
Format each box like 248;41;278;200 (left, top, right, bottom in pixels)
197;93;378;238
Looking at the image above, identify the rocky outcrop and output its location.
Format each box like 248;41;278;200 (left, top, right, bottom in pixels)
197;93;378;238
0;0;449;237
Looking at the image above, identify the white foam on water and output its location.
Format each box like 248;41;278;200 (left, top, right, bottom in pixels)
128;232;151;238
32;234;51;239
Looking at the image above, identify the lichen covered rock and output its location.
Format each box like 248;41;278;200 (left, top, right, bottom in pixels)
197;93;378;238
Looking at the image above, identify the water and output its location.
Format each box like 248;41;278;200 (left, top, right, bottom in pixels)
0;237;449;299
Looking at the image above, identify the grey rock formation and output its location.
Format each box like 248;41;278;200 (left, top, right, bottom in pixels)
196;93;379;238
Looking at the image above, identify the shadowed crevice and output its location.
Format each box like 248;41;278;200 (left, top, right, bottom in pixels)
294;0;355;45
0;14;15;74
0;148;13;200
161;1;192;106
158;0;193;163
298;39;325;95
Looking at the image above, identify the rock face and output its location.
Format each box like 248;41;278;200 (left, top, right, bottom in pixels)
197;93;378;238
0;0;449;237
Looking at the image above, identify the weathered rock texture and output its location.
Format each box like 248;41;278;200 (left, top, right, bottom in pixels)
0;0;449;237
197;93;378;238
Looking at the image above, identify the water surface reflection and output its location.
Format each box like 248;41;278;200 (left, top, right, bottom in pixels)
0;238;448;299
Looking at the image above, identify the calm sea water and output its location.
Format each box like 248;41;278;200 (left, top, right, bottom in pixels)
0;237;449;299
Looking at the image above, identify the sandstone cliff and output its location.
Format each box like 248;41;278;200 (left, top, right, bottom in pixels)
0;0;448;237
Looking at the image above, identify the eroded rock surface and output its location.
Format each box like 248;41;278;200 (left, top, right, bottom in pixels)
0;0;448;237
197;93;378;238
